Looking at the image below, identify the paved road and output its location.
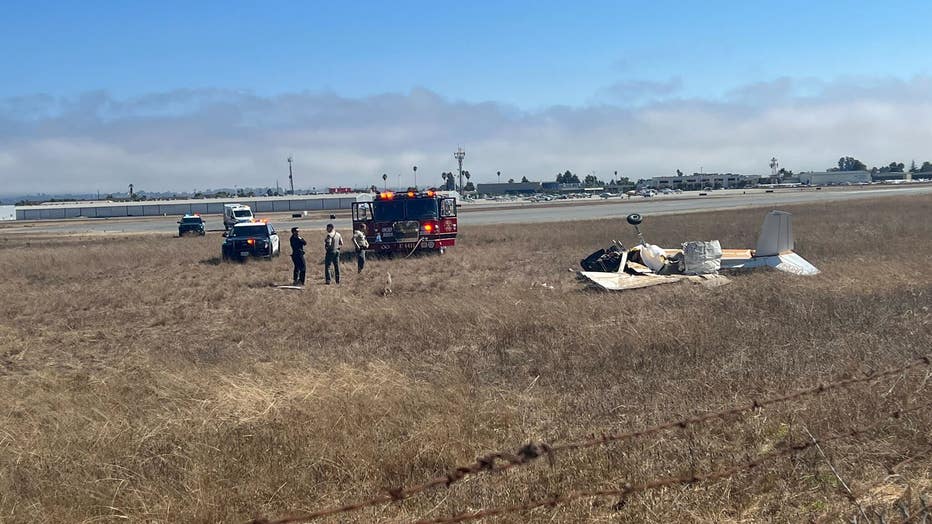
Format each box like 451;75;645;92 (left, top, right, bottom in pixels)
462;185;932;225
1;185;929;235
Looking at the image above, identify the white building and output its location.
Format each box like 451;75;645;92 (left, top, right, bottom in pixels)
640;174;760;190
14;193;366;221
798;171;871;185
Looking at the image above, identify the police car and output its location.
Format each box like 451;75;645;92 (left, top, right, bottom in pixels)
177;214;206;236
221;221;280;260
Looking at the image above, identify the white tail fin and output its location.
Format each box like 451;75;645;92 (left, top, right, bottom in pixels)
756;210;794;256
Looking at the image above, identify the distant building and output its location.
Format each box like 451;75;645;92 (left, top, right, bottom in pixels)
15;194;364;220
640;174;760;190
871;171;909;182
328;187;353;194
539;182;589;193
476;182;542;195
798;171;870;185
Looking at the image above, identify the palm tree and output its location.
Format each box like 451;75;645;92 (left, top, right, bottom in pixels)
381;173;388;190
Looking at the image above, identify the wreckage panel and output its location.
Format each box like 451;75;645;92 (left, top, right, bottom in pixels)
719;253;819;275
720;249;754;259
663;248;753;260
578;271;732;291
578;271;681;291
774;253;820;276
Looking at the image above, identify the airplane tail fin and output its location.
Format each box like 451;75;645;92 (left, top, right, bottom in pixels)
756;210;794;256
749;210;819;275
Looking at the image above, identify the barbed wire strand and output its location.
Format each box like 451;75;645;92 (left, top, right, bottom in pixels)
253;355;930;524
412;401;931;524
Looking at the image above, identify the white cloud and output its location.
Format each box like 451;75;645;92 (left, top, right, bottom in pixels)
1;76;932;195
591;77;684;105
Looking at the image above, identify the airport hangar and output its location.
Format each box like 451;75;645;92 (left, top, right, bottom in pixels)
14;193;367;221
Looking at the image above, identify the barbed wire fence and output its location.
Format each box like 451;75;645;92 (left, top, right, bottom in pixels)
412;402;931;524
253;355;931;524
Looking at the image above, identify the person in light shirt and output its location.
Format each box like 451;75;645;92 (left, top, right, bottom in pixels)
323;223;343;284
352;226;369;273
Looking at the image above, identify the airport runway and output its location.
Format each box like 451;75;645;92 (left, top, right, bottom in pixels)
1;185;929;235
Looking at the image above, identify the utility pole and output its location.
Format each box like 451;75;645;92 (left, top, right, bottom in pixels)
413;165;417;189
287;156;295;194
454;147;466;192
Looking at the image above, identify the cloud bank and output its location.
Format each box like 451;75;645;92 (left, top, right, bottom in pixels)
1;76;931;194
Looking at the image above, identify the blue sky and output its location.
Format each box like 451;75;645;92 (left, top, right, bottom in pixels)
2;1;932;193
4;1;929;107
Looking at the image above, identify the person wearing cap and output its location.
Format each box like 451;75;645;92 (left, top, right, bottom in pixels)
352;225;369;273
323;223;343;284
290;226;307;285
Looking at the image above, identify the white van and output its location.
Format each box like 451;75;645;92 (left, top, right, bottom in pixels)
223;204;254;230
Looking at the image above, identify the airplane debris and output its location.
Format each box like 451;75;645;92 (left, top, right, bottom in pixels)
578;211;818;291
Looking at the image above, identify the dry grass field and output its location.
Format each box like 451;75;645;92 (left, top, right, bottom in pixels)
0;196;929;523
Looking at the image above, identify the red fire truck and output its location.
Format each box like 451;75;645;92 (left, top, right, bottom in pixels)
351;189;458;254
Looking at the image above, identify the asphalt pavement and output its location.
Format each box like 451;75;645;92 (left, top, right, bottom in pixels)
1;185;929;236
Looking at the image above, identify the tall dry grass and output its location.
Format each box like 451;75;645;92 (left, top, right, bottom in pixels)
0;196;929;523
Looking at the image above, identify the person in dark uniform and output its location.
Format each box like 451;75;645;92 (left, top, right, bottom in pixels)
290;227;307;285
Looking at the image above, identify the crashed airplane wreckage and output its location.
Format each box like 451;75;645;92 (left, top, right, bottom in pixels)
578;210;819;291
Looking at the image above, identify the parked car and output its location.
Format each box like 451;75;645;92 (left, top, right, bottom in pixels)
221;222;280;260
177;214;206;236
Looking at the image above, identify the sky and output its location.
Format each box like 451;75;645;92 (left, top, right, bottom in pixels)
1;1;932;195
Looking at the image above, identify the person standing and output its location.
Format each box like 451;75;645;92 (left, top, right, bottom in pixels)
352;225;368;273
290;227;307;285
324;223;343;284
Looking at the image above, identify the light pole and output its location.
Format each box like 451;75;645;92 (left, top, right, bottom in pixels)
413;165;417;190
454;147;466;192
397;173;401;190
287;156;295;195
